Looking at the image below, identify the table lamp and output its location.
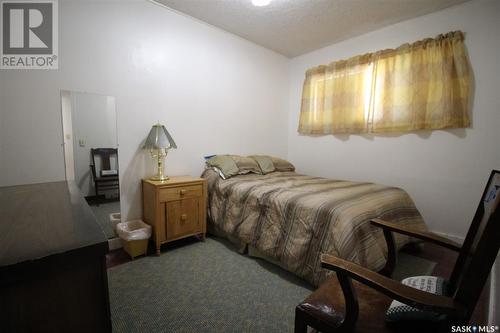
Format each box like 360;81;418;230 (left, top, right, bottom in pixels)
143;123;177;181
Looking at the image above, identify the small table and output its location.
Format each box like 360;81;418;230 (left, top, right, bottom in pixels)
142;176;207;255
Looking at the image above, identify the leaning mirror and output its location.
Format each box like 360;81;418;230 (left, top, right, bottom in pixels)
60;90;120;240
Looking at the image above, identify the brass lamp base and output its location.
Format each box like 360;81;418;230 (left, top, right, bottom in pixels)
150;149;169;182
150;175;169;181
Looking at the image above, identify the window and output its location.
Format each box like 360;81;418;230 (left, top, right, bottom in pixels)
298;31;471;135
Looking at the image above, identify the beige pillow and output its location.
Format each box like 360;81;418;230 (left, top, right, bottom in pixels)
249;155;275;174
206;155;239;178
231;155;262;175
271;157;295;172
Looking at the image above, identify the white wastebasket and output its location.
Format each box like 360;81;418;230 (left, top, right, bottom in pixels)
116;220;152;259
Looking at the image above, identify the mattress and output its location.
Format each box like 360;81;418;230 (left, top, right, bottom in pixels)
202;169;427;286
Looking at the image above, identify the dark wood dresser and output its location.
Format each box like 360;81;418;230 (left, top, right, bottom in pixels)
0;181;111;333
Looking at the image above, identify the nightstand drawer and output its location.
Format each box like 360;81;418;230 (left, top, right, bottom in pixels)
166;199;199;240
159;184;203;202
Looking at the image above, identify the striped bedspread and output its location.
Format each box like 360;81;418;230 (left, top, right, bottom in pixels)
202;169;427;286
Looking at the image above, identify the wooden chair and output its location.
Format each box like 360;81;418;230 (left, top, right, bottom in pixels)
90;148;119;200
295;170;500;333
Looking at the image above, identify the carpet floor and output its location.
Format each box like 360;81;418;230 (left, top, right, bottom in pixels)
108;237;435;333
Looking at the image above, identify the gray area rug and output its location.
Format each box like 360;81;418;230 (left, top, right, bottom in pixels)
393;251;436;281
108;237;435;333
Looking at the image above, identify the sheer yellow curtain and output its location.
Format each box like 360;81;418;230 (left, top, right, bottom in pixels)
298;55;373;134
370;31;470;132
298;31;471;135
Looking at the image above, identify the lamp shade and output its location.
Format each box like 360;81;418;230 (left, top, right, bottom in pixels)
142;123;177;150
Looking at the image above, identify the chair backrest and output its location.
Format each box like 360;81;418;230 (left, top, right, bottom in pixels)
449;169;500;321
90;148;118;177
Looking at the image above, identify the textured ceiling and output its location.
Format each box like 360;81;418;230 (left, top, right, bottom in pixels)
154;0;469;57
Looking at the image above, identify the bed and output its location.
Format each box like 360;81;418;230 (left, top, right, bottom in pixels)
201;169;427;287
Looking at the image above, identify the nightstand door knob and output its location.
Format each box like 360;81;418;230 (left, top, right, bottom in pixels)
180;189;187;195
180;214;187;221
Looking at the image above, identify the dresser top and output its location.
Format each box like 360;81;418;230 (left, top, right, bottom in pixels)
0;181;108;267
143;176;205;187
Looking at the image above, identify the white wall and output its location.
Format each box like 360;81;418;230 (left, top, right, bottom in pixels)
287;0;500;239
0;0;289;221
1;0;498;239
491;257;500;325
0;76;5;180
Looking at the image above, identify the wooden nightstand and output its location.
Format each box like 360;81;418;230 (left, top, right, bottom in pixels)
142;176;207;255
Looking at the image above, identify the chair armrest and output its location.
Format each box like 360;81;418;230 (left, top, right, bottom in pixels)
321;254;465;316
371;218;462;252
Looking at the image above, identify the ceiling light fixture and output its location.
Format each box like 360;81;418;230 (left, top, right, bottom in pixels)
252;0;271;7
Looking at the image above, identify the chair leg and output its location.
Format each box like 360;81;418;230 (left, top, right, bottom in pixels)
294;309;308;333
95;182;102;205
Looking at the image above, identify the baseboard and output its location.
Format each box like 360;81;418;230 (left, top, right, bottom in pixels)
429;230;465;244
